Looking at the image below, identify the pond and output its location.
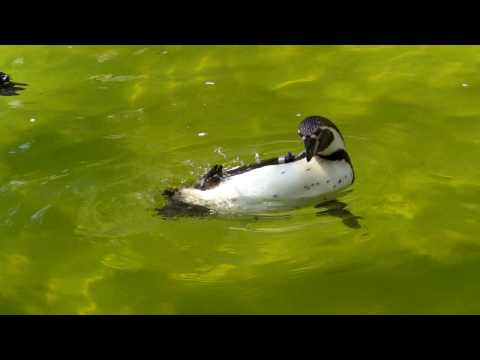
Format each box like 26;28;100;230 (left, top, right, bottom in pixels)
1;45;480;314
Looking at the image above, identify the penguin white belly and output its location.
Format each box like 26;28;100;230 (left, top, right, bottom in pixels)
175;157;354;212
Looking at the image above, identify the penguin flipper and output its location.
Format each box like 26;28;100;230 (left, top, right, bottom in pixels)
195;164;224;190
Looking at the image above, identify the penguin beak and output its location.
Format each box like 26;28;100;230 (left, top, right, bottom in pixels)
304;137;317;162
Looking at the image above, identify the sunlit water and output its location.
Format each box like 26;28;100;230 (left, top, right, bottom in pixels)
1;45;480;314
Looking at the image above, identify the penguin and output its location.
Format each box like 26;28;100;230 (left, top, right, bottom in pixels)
158;115;355;216
0;72;28;96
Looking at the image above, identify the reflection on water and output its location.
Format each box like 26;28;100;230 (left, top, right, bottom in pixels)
0;45;480;314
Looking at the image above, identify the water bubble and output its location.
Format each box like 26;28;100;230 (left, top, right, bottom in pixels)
8;100;23;109
9;180;25;187
462;83;469;87
18;142;31;150
96;50;118;63
214;147;227;158
12;57;24;65
30;118;36;123
133;48;148;55
205;81;216;86
198;132;208;137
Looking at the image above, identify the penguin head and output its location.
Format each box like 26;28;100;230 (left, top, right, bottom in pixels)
0;72;10;85
298;116;346;162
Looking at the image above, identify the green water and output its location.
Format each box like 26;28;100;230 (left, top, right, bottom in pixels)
1;45;480;314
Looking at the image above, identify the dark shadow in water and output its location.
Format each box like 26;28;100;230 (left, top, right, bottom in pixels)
315;200;362;229
0;82;28;96
155;188;212;218
155;200;212;218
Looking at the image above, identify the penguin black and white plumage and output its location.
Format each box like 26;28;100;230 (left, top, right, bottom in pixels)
161;116;355;214
0;72;28;96
0;72;11;86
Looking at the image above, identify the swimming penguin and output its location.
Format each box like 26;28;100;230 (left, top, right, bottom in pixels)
160;115;355;215
0;72;28;96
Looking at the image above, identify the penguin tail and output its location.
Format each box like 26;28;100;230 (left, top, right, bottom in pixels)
161;187;179;199
156;187;212;218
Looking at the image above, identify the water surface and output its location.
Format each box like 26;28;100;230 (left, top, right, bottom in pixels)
1;45;480;314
